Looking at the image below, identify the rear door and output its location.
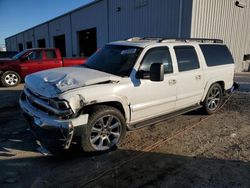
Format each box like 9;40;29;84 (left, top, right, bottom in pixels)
173;45;205;109
43;49;62;69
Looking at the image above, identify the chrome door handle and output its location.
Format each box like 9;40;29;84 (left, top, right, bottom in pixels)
195;75;202;80
169;79;177;85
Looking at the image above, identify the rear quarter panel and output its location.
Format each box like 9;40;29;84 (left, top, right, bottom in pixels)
201;64;234;101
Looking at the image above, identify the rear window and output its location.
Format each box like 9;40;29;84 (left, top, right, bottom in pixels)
45;50;57;59
200;44;234;66
174;46;200;72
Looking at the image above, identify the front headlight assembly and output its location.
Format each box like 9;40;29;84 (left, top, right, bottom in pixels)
49;99;70;110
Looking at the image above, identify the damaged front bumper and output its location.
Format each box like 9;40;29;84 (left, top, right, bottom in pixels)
19;95;89;152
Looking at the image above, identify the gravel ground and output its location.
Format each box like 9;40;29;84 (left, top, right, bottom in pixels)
0;74;249;188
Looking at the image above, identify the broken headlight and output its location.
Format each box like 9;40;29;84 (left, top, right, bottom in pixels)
49;99;70;110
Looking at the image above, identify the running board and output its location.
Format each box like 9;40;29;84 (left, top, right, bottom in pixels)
128;105;203;130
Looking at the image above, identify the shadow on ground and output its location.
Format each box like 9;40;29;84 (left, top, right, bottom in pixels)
0;148;249;188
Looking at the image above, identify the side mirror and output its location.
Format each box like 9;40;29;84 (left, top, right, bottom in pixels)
150;63;164;82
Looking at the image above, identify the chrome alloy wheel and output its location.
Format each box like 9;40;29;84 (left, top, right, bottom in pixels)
207;86;221;111
90;115;122;151
4;73;19;86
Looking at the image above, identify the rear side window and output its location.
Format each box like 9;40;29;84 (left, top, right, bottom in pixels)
200;44;234;66
174;46;200;72
140;47;173;74
45;50;57;59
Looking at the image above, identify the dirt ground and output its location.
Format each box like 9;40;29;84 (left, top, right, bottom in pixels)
0;73;249;188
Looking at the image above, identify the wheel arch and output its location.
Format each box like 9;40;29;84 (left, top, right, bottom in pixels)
81;100;130;124
201;80;225;102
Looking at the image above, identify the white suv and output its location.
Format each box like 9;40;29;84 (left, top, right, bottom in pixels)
19;38;235;152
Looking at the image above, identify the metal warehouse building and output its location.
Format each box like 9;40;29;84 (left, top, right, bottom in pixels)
5;0;250;72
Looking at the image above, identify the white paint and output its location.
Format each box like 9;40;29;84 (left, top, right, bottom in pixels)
21;39;234;126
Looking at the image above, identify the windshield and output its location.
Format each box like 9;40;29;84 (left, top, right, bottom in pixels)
83;45;142;77
12;50;28;60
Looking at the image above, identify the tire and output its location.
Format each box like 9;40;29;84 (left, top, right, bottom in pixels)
203;83;223;115
1;71;21;87
81;105;126;152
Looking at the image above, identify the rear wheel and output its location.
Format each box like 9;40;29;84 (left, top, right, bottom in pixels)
203;83;223;115
1;71;21;87
81;105;126;152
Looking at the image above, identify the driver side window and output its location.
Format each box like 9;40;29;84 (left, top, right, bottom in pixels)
26;51;42;60
140;47;173;74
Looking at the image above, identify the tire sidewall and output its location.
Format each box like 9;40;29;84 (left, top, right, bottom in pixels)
81;106;126;152
1;71;21;87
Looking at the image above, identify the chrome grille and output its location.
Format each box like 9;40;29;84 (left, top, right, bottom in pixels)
23;87;72;116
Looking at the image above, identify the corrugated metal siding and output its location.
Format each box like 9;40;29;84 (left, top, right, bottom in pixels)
49;15;72;57
23;29;34;48
34;24;49;48
191;0;250;72
108;0;193;41
5;39;11;51
16;33;24;51
71;0;108;55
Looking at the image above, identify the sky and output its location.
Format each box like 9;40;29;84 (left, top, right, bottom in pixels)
0;0;94;47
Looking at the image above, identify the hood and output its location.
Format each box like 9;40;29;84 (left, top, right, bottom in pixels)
0;59;13;64
25;66;121;97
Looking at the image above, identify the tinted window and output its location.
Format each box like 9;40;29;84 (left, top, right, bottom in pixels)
27;51;42;60
200;44;234;66
174;46;200;72
84;45;142;77
140;47;173;73
46;50;57;59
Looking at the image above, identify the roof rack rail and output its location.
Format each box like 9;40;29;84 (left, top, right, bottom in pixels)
160;38;223;43
127;37;165;42
126;37;223;43
126;37;142;41
142;37;163;41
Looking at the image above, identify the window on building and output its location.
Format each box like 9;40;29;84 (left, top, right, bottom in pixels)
45;50;57;59
200;44;234;66
26;51;42;60
26;42;32;49
174;46;200;72
37;39;46;48
140;47;173;74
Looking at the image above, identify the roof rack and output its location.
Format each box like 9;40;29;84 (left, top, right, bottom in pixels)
160;38;223;43
126;37;162;42
126;37;223;43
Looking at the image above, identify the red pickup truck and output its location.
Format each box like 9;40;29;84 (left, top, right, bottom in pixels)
0;48;87;87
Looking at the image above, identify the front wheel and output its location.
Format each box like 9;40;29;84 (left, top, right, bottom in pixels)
1;71;21;87
81;105;126;152
203;83;223;115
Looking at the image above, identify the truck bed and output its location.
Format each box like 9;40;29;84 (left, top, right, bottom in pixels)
62;57;87;67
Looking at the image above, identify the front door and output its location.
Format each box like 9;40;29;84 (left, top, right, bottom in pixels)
20;50;44;77
129;47;177;123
